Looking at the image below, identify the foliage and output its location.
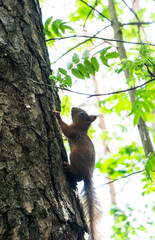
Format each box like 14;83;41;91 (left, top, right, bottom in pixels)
101;44;155;125
41;0;155;238
49;47;120;88
44;17;74;46
129;83;155;125
96;144;155;195
61;95;72;117
110;204;155;240
142;153;155;195
96;142;144;179
69;0;94;22
99;93;132;116
45;1;155;198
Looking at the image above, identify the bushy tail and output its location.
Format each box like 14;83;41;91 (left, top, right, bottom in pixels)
82;177;102;240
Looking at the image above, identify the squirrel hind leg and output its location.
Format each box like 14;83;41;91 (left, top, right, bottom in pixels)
63;161;82;186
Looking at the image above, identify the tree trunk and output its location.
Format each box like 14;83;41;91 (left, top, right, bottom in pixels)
107;0;154;157
0;1;86;239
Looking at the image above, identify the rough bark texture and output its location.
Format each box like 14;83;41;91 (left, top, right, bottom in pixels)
0;1;86;239
108;0;154;157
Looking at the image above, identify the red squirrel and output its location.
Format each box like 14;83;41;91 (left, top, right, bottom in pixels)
53;107;101;240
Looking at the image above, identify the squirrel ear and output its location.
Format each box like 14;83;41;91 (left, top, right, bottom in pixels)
89;115;97;123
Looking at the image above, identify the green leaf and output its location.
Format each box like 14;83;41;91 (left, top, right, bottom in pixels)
72;53;80;64
137;8;146;19
59;22;73;33
52;19;62;36
61;95;72;117
44;17;74;43
84;59;95;75
77;63;90;78
100;46;112;56
49;75;56;80
133;112;140;126
71;68;85;79
67;62;73;70
44;17;54;39
56;71;62;82
150;13;155;21
94;46;111;56
44;16;53;31
106;51;120;59
58;68;67;75
82;49;90;60
145;153;155;184
65;75;72;87
91;57;99;72
100;55;109;67
140;109;148;121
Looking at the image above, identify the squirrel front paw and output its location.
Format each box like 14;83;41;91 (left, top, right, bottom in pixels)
53;110;60;116
64;161;69;168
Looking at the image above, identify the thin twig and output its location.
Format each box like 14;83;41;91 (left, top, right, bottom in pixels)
122;21;155;26
46;35;155;47
98;169;144;188
52;26;111;64
88;78;155;98
52;39;90;64
27;78;155;98
144;64;155;77
121;0;145;41
121;0;140;22
80;0;111;23
83;0;99;27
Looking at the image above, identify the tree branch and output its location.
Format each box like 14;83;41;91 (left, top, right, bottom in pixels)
108;0;154;157
83;0;99;27
144;64;155;77
52;26;111;64
121;0;140;22
28;78;155;98
52;39;90;64
121;0;145;41
122;21;155;26
98;170;144;188
46;35;155;47
80;0;111;23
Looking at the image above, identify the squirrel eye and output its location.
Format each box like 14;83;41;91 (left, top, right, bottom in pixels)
80;112;84;116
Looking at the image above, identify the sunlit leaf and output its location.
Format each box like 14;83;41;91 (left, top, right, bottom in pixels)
72;53;80;64
106;51;120;59
82;49;90;60
71;68;85;79
84;59;95;75
64;75;72;87
77;63;90;78
91;57;99;72
58;68;67;75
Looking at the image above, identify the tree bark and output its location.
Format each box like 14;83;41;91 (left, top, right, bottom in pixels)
107;0;154;157
0;1;86;239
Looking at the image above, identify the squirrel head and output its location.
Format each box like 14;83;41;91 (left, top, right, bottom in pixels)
71;107;97;129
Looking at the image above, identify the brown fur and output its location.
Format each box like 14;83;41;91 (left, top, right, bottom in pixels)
53;107;101;240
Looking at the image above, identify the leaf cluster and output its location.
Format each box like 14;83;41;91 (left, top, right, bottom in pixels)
142;153;155;195
49;47;119;88
110;204;155;240
99;45;155;126
129;83;155;125
99;93;132;116
44;17;74;46
96;142;144;179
